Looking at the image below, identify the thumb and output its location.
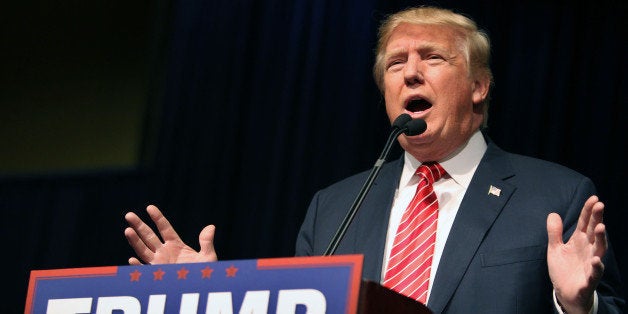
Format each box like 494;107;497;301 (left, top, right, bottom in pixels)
547;213;564;247
199;224;218;261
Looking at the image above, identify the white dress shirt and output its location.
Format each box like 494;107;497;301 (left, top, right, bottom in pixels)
381;130;487;300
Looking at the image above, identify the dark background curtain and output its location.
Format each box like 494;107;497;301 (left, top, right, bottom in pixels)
3;0;626;312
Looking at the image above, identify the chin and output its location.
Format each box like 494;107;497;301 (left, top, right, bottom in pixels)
398;133;430;150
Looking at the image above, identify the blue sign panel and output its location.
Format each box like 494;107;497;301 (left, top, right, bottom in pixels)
26;255;363;314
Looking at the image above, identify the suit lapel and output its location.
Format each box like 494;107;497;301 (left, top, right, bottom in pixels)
352;156;404;281
427;143;516;312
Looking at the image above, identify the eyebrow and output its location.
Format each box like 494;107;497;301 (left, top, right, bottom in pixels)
384;43;449;60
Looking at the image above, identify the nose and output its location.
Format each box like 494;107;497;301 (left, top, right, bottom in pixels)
404;57;424;86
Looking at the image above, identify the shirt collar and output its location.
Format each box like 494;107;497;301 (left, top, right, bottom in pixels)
400;130;487;189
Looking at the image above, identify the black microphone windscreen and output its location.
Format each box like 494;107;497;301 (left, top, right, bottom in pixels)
392;114;412;129
405;119;427;136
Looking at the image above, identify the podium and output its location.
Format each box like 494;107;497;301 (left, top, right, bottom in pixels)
26;255;431;313
358;280;431;314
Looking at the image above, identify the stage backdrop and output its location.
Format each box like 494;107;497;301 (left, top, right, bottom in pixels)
2;0;626;312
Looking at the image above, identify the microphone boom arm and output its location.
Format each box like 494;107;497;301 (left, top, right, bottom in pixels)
323;125;408;256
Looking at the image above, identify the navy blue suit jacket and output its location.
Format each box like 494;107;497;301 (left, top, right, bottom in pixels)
295;139;624;313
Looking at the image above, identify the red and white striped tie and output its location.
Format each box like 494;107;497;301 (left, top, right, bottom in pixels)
383;162;446;304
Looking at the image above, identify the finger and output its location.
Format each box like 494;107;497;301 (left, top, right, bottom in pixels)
576;195;598;233
589;254;606;287
199;225;218;261
593;223;607;258
125;211;163;251
547;213;564;247
128;257;143;265
124;226;155;263
591;255;605;282
146;205;182;242
587;201;605;241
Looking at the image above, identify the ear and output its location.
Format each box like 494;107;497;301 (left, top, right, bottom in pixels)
471;73;491;104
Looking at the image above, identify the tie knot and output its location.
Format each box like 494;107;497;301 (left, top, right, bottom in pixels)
416;162;446;184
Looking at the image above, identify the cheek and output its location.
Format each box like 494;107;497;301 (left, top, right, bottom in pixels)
438;90;477;125
439;79;476;111
383;77;400;96
383;78;403;104
382;91;397;121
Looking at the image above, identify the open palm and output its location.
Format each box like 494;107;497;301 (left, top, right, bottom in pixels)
547;195;606;313
124;205;218;265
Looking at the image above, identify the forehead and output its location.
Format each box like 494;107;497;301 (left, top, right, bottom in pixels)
384;23;463;54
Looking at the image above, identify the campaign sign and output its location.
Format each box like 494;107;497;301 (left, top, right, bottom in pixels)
25;254;363;314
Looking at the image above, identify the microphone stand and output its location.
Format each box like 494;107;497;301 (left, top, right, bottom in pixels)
323;115;416;256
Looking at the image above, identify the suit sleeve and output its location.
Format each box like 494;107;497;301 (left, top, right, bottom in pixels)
295;190;321;256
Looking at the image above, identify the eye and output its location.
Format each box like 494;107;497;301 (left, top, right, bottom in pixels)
427;54;444;60
386;59;405;71
425;54;447;65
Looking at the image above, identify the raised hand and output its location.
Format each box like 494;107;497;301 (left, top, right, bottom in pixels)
124;205;218;265
547;195;607;314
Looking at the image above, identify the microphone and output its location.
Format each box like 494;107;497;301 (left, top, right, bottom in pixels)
404;118;427;136
323;114;427;255
392;113;413;129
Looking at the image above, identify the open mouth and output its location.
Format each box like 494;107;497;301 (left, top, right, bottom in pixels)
406;98;432;113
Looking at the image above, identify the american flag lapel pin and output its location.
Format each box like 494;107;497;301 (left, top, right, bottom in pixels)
488;185;501;197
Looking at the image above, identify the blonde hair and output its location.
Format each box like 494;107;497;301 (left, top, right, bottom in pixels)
373;6;493;124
